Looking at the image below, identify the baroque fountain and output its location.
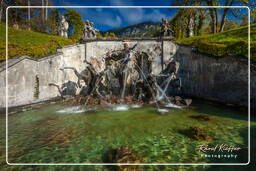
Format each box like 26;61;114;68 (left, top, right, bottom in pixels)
49;19;192;114
2;18;250;167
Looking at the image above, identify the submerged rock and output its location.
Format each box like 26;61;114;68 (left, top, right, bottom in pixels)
170;96;192;107
43;128;80;146
182;126;213;141
104;146;143;171
190;114;211;121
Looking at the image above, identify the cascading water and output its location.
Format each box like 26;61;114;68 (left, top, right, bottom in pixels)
135;63;160;110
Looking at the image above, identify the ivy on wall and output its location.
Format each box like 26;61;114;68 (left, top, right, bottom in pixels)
34;75;40;99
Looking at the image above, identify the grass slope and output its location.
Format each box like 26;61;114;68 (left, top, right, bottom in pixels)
0;23;75;62
177;24;256;62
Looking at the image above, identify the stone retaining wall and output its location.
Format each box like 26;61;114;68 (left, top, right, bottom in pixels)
172;45;255;109
0;39;254;109
0;44;85;107
0;40;176;108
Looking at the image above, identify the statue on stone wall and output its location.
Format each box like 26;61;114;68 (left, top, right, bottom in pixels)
188;16;194;37
59;15;69;38
83;20;99;40
161;18;173;38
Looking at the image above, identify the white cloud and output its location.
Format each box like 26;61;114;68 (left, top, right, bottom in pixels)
105;15;122;27
58;1;168;30
110;0;135;6
96;8;103;12
144;9;168;22
114;8;168;25
76;8;122;28
108;0;167;24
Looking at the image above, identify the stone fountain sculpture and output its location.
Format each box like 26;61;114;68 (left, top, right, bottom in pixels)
50;41;188;109
59;15;69;38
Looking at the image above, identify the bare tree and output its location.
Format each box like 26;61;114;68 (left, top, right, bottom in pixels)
219;0;235;32
28;0;30;21
41;0;44;21
27;0;31;30
206;0;218;33
40;0;48;21
0;0;3;21
218;0;255;32
45;0;48;21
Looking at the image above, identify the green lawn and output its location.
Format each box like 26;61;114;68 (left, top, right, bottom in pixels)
1;22;255;63
177;24;256;62
0;23;75;62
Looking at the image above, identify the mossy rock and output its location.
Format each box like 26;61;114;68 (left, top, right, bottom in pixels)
190;114;211;121
181;126;214;141
103;146;143;171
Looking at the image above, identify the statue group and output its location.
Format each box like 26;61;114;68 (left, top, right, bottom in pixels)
59;17;173;40
82;20;99;40
58;17;98;39
160;18;173;38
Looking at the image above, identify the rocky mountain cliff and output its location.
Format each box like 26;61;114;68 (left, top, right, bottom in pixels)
106;22;161;38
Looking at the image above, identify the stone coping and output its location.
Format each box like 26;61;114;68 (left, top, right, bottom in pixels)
80;37;174;42
0;39;174;72
0;43;82;72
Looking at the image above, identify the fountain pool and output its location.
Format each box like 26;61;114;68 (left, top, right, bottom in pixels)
1;99;254;171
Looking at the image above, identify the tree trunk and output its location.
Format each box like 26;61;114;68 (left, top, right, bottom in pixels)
219;0;235;32
0;0;3;22
27;0;31;30
28;0;30;21
214;8;218;32
219;11;227;32
42;0;44;21
209;9;216;33
45;0;48;21
207;0;216;34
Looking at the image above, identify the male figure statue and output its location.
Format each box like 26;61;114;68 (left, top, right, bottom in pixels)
59;15;69;38
161;18;173;38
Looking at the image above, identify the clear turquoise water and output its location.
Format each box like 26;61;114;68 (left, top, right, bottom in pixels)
0;100;255;170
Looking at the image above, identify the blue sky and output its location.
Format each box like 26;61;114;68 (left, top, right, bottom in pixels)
52;0;248;31
53;0;177;31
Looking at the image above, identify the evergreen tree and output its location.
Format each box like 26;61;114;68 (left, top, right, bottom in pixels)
64;9;84;40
